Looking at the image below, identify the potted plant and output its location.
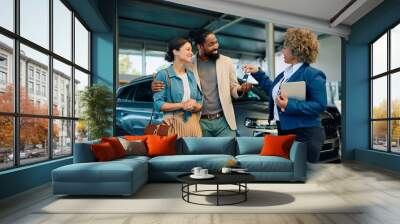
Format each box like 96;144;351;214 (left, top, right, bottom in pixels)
79;84;114;140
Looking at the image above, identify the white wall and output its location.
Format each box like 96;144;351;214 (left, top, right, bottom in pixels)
314;35;342;82
314;35;342;106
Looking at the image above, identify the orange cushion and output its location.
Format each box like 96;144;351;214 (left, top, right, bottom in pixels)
146;135;177;157
259;135;296;159
101;137;126;158
124;135;148;141
91;142;117;162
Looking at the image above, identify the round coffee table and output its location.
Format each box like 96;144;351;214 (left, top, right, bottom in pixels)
177;172;255;206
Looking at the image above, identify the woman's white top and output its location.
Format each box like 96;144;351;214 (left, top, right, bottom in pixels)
180;73;191;102
272;62;303;121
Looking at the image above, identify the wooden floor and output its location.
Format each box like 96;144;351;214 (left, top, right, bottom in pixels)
1;161;400;224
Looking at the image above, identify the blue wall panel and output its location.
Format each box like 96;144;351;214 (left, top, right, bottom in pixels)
343;44;369;159
345;0;400;171
92;33;114;87
355;149;400;172
0;158;72;199
91;0;116;136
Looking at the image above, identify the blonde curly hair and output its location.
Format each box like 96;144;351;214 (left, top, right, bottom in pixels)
283;28;319;64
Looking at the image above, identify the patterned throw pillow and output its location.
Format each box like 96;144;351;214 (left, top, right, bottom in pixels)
118;137;147;156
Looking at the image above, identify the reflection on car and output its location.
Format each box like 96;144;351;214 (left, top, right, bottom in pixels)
116;75;341;162
116;76;163;136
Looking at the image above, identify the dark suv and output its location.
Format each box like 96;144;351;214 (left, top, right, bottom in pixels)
116;75;341;162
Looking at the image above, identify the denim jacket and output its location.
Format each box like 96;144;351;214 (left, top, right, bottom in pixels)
153;65;203;121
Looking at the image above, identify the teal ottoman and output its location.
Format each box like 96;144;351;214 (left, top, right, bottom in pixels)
52;156;148;196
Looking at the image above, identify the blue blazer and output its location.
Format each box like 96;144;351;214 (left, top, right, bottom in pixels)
251;63;327;130
153;65;203;121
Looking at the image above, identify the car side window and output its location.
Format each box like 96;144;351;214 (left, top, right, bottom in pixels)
133;81;153;102
117;86;135;102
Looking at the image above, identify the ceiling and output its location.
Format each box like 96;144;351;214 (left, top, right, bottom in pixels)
224;0;354;24
118;0;383;58
166;0;384;37
118;0;289;58
225;0;386;26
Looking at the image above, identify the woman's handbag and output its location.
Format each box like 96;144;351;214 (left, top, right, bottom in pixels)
144;70;173;136
144;123;169;136
144;110;170;136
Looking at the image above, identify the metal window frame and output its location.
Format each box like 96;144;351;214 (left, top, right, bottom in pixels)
113;0;118;136
369;18;400;155
0;0;92;171
49;0;54;160
14;0;20;167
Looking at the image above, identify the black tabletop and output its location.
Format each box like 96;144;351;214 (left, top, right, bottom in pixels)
177;172;255;185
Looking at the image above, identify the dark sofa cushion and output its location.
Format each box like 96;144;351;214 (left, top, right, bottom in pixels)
236;155;293;172
149;154;235;172
74;140;100;163
178;137;236;155
236;137;264;155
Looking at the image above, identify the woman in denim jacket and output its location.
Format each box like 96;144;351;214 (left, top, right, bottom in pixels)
153;37;203;137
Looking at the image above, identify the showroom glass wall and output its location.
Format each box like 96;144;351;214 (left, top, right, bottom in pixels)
0;0;91;170
118;44;170;85
370;21;400;154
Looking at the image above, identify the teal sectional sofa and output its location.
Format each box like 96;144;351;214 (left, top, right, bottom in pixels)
52;137;306;196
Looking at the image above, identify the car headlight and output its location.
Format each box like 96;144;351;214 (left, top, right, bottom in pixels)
244;117;276;129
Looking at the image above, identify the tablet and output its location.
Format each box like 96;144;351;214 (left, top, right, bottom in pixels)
280;81;306;101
